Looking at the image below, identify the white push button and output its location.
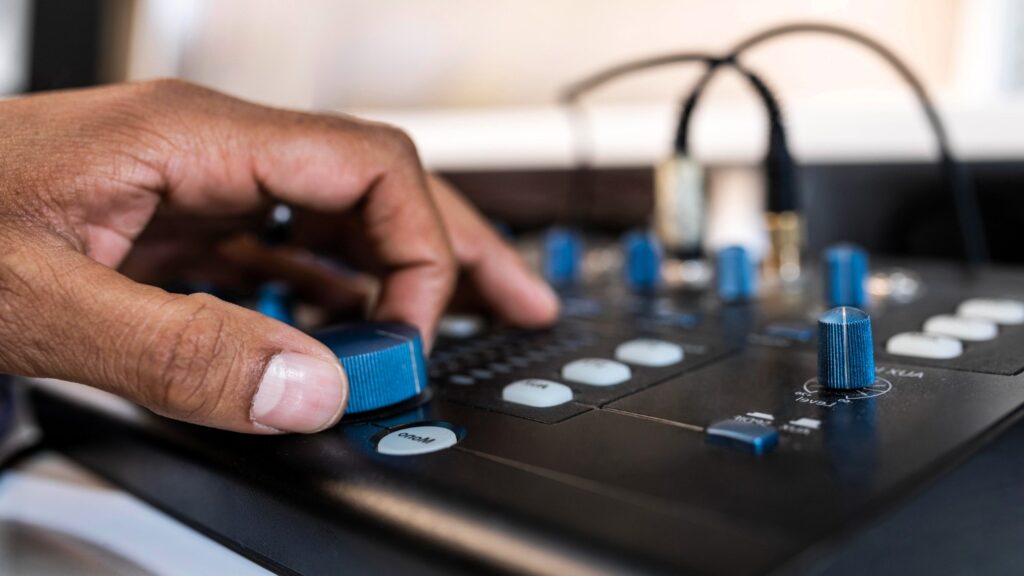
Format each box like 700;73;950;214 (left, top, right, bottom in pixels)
502;379;573;407
886;332;963;359
957;298;1024;325
923;314;997;342
614;339;684;367
561;358;632;386
377;425;458;456
437;314;484;338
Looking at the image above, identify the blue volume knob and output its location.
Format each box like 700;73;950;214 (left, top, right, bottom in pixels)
817;307;875;390
824;244;869;308
624;230;662;290
313;323;427;414
716;245;757;302
542;227;582;286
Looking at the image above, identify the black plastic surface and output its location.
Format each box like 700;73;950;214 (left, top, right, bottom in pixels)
27;260;1024;575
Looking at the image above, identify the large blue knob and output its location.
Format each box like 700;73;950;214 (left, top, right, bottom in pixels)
716;245;757;302
824;244;869;308
542;227;582;286
817;307;875;390
313;323;427;414
624;230;662;290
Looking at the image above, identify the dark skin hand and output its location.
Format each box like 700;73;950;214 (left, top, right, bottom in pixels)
0;79;559;434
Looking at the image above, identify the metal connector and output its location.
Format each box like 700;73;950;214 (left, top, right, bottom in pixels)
654;155;705;260
764;210;803;284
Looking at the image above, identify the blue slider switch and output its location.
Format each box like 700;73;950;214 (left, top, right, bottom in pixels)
542;227;582;286
624;230;662;290
716;245;757;303
823;244;869;308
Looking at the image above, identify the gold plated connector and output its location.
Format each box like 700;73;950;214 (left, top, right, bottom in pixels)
764;210;803;284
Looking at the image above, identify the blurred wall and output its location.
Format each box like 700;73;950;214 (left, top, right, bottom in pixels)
122;0;1023;111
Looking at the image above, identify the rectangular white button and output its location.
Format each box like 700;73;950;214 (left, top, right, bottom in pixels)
923;314;997;341
957;298;1024;325
789;418;821;430
502;379;573;408
886;332;962;359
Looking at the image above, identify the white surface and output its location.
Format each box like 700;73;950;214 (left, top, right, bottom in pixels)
501;379;573;408
957;298;1024;325
561;358;632;387
923;314;998;342
886;332;964;359
0;453;270;576
353;97;1024;172
614;339;684;367
376;426;458;456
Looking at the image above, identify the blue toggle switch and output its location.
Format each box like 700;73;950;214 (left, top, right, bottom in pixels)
716;245;757;302
542;227;583;286
624;230;662;290
824;244;869;308
706;420;779;455
817;306;876;390
313;323;427;414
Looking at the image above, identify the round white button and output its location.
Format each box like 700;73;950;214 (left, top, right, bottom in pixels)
614;339;684;367
377;425;458;456
561;358;632;386
957;298;1024;325
886;332;963;359
502;379;573;408
923;314;997;342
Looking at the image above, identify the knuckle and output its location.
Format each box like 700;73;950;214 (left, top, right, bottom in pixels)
376;124;420;160
140;293;241;419
138;78;198;100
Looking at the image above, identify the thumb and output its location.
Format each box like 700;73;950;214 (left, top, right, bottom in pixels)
0;239;347;434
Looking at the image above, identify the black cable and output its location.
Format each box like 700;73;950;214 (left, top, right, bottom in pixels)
560;22;988;264
716;22;986;263
559;52;717;228
674;58;798;212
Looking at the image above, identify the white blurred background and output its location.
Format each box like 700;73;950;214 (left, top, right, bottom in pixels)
3;0;1024;168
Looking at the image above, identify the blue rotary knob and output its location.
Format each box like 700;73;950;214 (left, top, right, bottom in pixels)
817;307;876;390
624;230;662;290
824;244;869;308
313;323;427;414
542;227;582;286
716;245;757;302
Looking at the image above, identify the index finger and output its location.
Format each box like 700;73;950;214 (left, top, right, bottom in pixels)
138;81;457;342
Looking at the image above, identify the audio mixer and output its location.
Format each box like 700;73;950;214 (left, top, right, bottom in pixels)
24;233;1024;575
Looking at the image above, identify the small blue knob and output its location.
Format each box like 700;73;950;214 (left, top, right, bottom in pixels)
824;244;869;308
313;323;427;414
624;230;662;290
256;282;294;325
817;307;875;390
542;227;582;286
716;245;757;302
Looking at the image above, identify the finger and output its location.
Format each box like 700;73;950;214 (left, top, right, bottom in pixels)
219;234;378;313
0;235;347;434
110;80;457;342
427;175;559;327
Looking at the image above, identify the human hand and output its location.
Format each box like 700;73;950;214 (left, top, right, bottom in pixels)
0;80;557;434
